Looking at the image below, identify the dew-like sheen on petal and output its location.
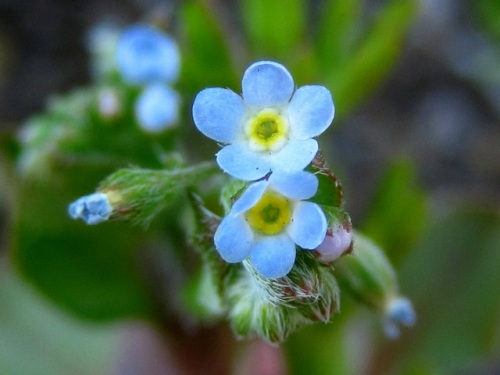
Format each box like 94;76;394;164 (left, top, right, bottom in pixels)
192;88;246;143
249;234;296;278
270;171;318;200
231;180;269;216
287;202;327;249
214;215;254;262
216;143;271;180
242;61;294;107
268;139;318;173
287;85;334;139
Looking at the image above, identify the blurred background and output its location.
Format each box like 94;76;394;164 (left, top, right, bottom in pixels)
0;0;499;374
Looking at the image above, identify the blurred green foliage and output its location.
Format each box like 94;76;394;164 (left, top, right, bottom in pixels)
1;0;498;374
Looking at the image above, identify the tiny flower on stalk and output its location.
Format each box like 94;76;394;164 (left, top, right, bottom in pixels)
68;192;113;225
214;171;327;278
116;24;180;84
193;61;335;180
382;297;416;339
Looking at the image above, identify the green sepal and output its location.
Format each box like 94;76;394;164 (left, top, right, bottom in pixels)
309;152;344;208
333;231;398;311
240;0;306;60
98;161;218;226
225;251;339;343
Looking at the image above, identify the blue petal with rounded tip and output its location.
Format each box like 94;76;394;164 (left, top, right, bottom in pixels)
287;85;334;139
287;202;327;249
269;171;318;200
268;139;318;173
249;234;296;279
116;24;180;84
242;61;294;107
192;88;246;143
135;84;179;133
231;180;269;216
214;215;254;263
216;143;271;180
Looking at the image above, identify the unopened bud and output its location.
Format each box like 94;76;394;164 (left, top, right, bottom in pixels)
314;207;353;263
382;297;416;339
68;192;112;225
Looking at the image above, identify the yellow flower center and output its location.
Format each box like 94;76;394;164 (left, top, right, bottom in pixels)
245;109;288;151
246;191;292;235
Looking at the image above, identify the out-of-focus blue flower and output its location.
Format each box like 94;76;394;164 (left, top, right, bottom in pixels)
214;171;327;278
116;24;180;84
383;297;416;339
135;83;180;133
68;192;112;225
192;61;335;181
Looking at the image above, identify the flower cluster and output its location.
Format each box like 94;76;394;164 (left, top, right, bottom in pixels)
193;61;335;278
116;24;181;133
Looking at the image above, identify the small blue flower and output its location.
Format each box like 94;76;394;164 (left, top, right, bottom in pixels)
68;192;112;225
214;171;327;278
116;24;180;84
135;83;180;133
383;297;416;339
193;61;335;180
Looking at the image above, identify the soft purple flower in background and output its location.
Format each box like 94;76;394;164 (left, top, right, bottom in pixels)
214;171;327;278
135;83;180;133
68;192;112;225
116;24;180;84
192;61;335;181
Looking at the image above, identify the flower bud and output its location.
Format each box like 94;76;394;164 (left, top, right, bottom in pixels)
314;208;353;263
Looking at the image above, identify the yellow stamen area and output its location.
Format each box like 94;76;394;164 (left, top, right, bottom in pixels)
245;109;288;151
246;191;292;235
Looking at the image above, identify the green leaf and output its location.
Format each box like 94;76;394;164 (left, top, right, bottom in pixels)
309;152;344;208
361;159;427;264
316;0;362;71
179;1;238;94
11;163;156;321
0;263;120;375
324;0;417;118
240;0;306;59
375;210;500;374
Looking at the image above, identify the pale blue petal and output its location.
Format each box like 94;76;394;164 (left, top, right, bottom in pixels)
135;84;180;133
268;139;318;173
287;202;327;249
214;215;254;262
242;61;294;107
216;143;271;180
231;180;269;216
269;170;318;200
116;24;180;84
249;234;296;279
287;85;334;139
67;192;111;225
192;88;246;143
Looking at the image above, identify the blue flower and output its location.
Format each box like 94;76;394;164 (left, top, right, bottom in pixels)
68;192;112;225
135;83;180;133
382;297;416;339
192;61;335;180
214;171;327;278
116;24;180;84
